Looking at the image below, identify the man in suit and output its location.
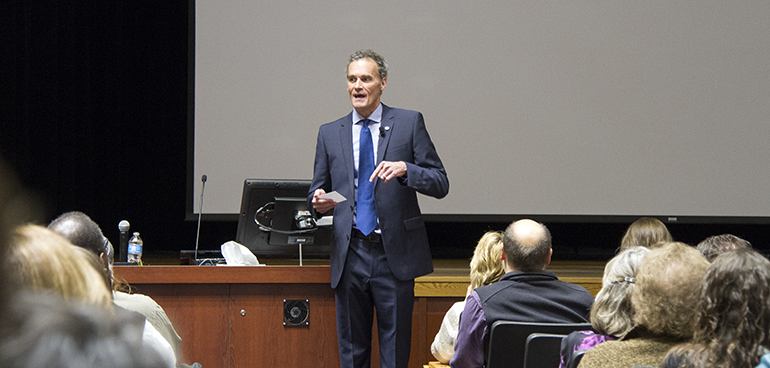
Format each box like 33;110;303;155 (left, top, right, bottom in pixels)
308;49;449;368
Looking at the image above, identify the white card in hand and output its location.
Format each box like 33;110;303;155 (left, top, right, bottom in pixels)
318;191;347;203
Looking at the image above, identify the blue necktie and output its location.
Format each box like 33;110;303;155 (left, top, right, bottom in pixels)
357;119;376;235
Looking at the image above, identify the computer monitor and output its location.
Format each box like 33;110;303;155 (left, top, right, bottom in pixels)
235;179;331;258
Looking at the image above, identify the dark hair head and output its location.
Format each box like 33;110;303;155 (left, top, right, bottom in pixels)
663;248;770;367
703;248;769;365
47;211;107;256
503;219;552;271
348;49;388;81
696;234;752;262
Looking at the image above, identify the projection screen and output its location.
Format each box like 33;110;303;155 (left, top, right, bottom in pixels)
192;0;770;222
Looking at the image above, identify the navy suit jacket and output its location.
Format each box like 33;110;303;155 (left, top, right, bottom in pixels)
308;104;449;288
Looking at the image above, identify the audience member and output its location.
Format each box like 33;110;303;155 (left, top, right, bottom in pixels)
6;224;177;368
1;291;167;368
577;242;709;368
559;246;649;368
696;233;752;262
660;248;770;368
48;211;111;267
431;231;505;364
450;219;594;368
48;211;183;357
7;225;114;307
618;217;672;252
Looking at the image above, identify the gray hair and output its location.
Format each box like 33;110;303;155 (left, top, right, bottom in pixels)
590;246;649;337
348;49;388;81
632;242;710;338
696;234;752;262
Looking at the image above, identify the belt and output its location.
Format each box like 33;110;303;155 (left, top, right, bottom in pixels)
352;228;382;243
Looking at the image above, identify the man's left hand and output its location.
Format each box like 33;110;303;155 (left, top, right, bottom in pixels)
370;161;407;184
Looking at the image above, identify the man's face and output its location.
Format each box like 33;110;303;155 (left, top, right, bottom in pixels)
347;58;387;118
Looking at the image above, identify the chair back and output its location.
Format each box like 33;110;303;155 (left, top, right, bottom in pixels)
523;333;567;368
485;321;592;368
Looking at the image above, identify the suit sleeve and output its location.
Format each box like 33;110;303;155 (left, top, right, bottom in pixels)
308;126;331;216
402;113;449;199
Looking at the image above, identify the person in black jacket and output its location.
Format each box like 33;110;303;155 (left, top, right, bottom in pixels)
451;219;594;368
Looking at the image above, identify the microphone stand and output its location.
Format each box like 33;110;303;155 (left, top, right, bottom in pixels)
195;174;207;263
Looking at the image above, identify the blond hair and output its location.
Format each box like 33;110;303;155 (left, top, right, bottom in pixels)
469;231;505;291
7;225;113;308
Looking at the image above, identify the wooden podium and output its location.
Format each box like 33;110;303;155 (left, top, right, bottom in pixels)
115;262;601;368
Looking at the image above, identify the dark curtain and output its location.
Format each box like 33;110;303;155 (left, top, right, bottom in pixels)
3;1;192;251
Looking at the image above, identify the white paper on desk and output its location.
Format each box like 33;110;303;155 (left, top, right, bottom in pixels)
221;241;264;266
318;191;346;203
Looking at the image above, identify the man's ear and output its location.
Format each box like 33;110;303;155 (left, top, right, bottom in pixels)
99;252;110;271
545;248;553;267
380;77;387;91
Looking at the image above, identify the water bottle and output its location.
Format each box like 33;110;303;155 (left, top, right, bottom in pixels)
127;232;143;265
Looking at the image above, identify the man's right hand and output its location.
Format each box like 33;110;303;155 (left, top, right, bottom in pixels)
312;188;338;214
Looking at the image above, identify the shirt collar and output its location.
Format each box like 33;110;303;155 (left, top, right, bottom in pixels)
352;104;383;125
500;270;558;281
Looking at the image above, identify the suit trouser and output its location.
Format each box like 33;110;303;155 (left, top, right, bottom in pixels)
335;236;415;368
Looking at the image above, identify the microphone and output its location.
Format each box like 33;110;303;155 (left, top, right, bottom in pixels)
195;174;207;261
118;220;130;263
379;126;386;137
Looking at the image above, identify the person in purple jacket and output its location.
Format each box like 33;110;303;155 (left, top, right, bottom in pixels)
450;219;594;368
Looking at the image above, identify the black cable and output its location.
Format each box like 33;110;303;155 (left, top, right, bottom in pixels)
253;202;318;235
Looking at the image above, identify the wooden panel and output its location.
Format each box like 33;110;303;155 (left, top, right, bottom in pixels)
425;297;464;343
415;276;469;297
410;298;428;368
228;283;338;368
428;361;451;367
116;265;330;284
420;297;464;365
127;283;230;368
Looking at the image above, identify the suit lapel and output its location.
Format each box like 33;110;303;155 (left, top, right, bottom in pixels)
377;105;393;164
372;105;395;192
338;113;355;190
